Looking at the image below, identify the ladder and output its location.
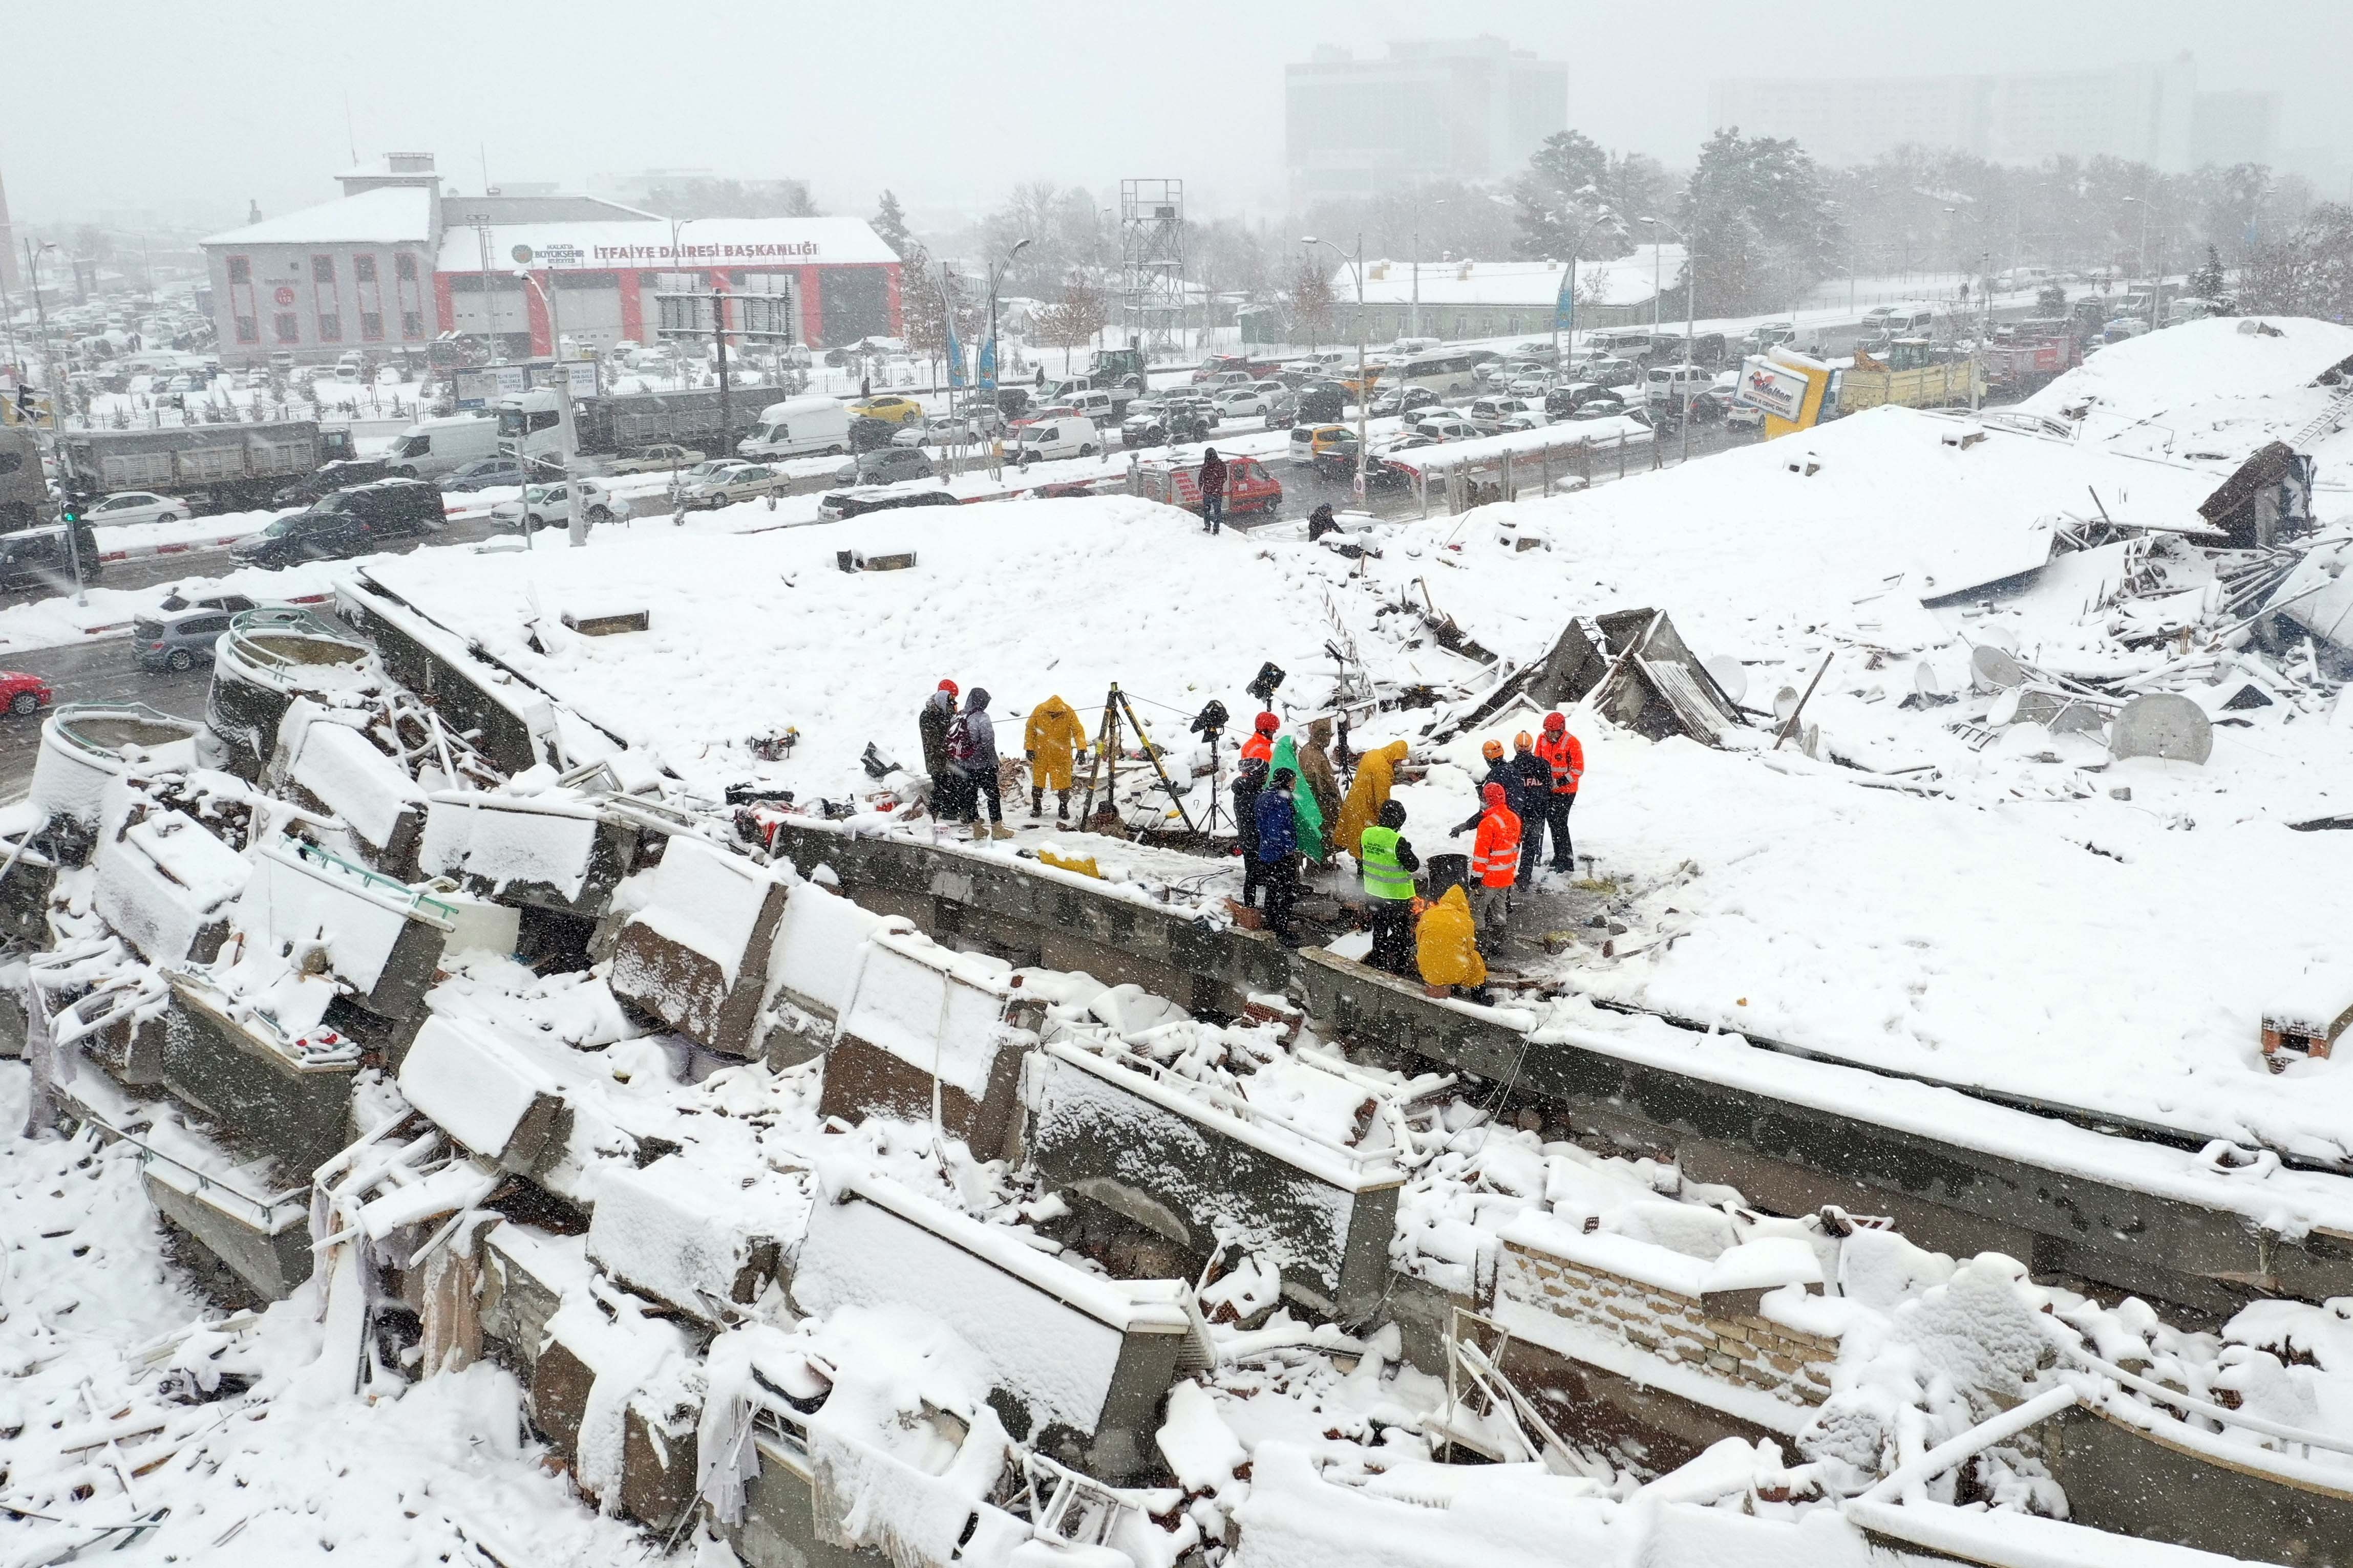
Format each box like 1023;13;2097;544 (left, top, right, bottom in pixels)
2287;385;2353;451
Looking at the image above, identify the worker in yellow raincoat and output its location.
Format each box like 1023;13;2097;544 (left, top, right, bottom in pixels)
1025;695;1087;822
1416;884;1487;992
1333;739;1410;860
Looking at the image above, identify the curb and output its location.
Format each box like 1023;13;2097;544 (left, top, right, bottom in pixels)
60;592;334;646
93;530;261;564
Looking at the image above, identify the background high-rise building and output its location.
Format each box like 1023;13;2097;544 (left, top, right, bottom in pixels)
1285;37;1567;207
1707;55;2272;173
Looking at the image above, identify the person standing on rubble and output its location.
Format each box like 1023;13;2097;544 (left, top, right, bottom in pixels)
1334;738;1409;862
1233;748;1269;909
1531;711;1584;873
1241;711;1279;766
1024;695;1085;822
1198;447;1228;534
920;679;961;819
1359;800;1421;975
1508;732;1551;887
1469;781;1521;957
1255;766;1303;943
1297;718;1342;859
1452;740;1523;836
950;688;1010;841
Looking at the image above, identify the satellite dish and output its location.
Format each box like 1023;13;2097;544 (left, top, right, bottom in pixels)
1971;644;2027;692
1800;722;1821;759
1914;662;1941;698
1988;689;2023;726
2109;694;2213;764
1977;625;2020;654
2050;701;2106;736
1704;656;1748;705
1773;685;1801;723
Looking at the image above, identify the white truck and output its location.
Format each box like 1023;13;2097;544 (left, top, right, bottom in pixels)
387;414;502;480
737;397;853;460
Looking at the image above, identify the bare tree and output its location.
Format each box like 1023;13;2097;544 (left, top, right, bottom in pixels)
1035;276;1109;374
1287;256;1336;353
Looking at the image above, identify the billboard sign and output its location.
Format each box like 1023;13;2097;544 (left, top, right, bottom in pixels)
454;359;598;411
1734;356;1809;422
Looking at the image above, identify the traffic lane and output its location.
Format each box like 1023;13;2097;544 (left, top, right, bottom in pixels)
0;639;213;797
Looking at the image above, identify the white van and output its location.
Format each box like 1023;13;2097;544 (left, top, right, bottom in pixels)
1014;416;1101;465
739;396;853;459
386;414;501;480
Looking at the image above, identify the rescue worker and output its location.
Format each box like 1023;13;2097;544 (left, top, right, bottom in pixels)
1255;766;1302;943
1469;781;1521;956
1333;738;1408;861
1451;739;1524;836
1359;800;1421;976
919;679;961;818
1415;883;1487;995
1531;711;1584;871
1241;711;1279;766
1233;751;1269;908
949;688;1009;841
1297;717;1342;857
1024;695;1085;821
1508;732;1552;887
1199;447;1228;534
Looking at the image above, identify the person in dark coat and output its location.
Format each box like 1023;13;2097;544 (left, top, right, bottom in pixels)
1507;732;1552;886
1451;740;1528;836
1232;754;1269;907
1255;767;1302;943
1198;447;1228;534
949;687;1007;840
920;680;961;817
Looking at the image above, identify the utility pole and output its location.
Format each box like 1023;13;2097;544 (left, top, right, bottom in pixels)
1304;233;1368;502
713;285;731;453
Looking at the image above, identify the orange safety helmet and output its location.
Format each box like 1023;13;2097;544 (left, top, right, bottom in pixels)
1481;739;1504;761
1513;731;1534;751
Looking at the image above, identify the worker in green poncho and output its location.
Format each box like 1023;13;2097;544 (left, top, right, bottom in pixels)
1268;733;1325;861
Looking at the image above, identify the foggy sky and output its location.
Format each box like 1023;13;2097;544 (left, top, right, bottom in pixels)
7;0;2342;232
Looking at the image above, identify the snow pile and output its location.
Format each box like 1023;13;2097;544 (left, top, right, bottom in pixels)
90;800;250;964
418;788;606;901
2021;315;2353;466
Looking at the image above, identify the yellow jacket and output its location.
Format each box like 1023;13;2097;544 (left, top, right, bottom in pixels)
1025;696;1086;790
1334;740;1409;858
1416;885;1487;989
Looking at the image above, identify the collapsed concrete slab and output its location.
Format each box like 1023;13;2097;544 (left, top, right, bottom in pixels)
28;703;205;837
92;802;249;965
1024;1039;1404;1324
338;577;566;777
792;1169;1202;1480
586;1153;807;1323
158;968;364;1177
418;790;635;915
272;701;428;875
609;836;790;1056
239;841;453;1020
206;609;384;781
397;1014;568;1174
814;929;1029;1154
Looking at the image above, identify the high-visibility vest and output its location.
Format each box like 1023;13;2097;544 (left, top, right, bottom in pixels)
1472;807;1521;886
1358;825;1414;900
1533;731;1583;794
1240;732;1274;764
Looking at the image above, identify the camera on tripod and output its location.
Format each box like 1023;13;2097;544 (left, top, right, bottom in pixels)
1188;699;1230;739
1247;661;1285;706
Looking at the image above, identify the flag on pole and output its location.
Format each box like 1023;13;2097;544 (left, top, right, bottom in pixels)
1553;261;1576;335
979;337;998;391
947;320;965;389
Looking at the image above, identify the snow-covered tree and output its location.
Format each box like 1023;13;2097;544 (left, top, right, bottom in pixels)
1680;128;1840;316
2191;243;2228;302
872;191;917;262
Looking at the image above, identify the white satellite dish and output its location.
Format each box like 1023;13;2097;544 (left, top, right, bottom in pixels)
1773;685;1801;723
1971;644;2027;692
1704;656;1748;705
2109;694;2213;764
1988;689;2023;726
1976;624;2020;654
1914;662;1941;698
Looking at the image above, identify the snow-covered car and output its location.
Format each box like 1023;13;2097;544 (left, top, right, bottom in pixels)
606;443;705;474
670;459;743;491
85;490;184;526
1409;414;1476;442
1507;372;1553;398
893;415;993;448
832;446;935;486
817;487;962;521
1498;409;1551;433
677;464;789;510
490;480;618;530
1467;397;1535;435
1370;386;1444;419
1212;384;1276;421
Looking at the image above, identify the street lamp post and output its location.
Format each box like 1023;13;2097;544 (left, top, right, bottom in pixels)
1639;216;1697;465
513;269;577;549
1302;233;1368;503
2122;195;2157;327
985;238;1033;397
26;242;86;604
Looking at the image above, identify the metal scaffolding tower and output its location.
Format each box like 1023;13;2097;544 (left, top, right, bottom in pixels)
1118;179;1187;353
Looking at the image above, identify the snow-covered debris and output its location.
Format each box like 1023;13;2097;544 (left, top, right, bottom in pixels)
272;699;427;867
396;1013;566;1170
609;833;792;1054
91;799;250;963
236;839;452;1017
586;1151;809;1321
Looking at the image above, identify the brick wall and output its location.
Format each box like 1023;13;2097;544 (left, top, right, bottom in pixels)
1498;1238;1837;1408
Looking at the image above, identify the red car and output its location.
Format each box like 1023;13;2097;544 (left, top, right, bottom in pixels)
1138;457;1283;517
0;671;52;717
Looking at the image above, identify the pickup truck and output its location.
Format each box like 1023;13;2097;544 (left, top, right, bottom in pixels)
1136;456;1282;519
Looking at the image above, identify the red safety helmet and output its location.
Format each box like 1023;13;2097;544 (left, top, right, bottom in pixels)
1254;712;1280;734
1482;782;1506;807
1542;711;1565;732
939;679;960;696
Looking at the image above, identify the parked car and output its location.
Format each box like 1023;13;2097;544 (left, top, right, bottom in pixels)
1311;440;1418;491
893;415;994;448
0;670;52;714
1498;407;1552;433
84;490;185;527
1296;382;1348;424
1408;413;1477;442
606;443;705;474
817;487;962;521
228;481;443;568
1566;396;1632;421
832;447;936;487
1123;402;1212;448
1213;384;1279;421
1467;397;1536;435
490;480;619;531
677;464;790;510
1370;385;1444;419
131;597;255;673
847;415;900;455
846;394;923;425
1013;416;1103;465
437;456;561;493
0;523;101;592
1287;424;1355;465
273;459;391;508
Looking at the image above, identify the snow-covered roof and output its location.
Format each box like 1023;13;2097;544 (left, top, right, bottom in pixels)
1345;246;1686;311
201;186;433;248
434;215;897;274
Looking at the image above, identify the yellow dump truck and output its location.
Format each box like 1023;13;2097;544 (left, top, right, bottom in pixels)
1838;339;1984;414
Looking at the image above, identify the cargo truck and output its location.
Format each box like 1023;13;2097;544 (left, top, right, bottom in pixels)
54;421;356;513
495;386;766;464
1837;340;1985;416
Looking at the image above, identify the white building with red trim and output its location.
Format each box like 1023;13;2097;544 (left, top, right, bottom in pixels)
200;154;901;367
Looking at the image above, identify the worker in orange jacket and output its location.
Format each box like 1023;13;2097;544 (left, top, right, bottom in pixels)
1469;781;1521;956
1240;711;1279;766
1530;711;1584;873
